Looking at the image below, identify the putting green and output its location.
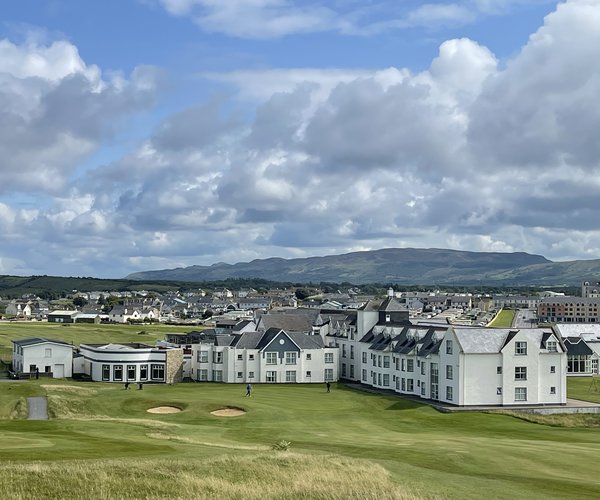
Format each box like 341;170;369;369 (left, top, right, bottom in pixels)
1;433;55;449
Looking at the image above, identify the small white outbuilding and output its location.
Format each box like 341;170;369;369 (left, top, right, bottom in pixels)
12;337;74;378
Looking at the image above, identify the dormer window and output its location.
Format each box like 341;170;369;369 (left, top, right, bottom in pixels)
385;314;391;322
547;340;558;352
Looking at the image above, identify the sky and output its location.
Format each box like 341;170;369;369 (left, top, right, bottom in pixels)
0;0;599;278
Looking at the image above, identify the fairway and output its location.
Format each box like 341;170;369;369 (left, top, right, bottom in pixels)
1;380;600;499
488;309;516;328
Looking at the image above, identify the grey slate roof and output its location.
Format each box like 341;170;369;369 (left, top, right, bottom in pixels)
453;328;510;354
564;337;594;356
12;337;72;347
379;297;408;312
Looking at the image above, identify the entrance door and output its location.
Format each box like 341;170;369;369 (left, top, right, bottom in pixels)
53;364;65;378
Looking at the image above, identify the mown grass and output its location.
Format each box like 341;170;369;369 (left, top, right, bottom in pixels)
2;379;600;499
0;321;190;358
488;309;516;328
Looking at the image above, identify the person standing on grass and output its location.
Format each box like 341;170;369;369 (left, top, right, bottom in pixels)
246;383;252;397
326;381;331;393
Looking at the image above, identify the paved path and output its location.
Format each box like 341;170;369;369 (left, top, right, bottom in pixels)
27;396;49;420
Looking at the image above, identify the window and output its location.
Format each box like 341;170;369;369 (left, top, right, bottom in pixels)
515;367;527;380
515;387;527;401
341;364;347;377
350;365;355;378
550;386;556;395
350;346;355;359
497;366;502;375
266;352;278;365
342;345;347;358
383;374;390;387
266;371;277;382
515;341;527;355
113;365;123;381
324;352;334;364
199;369;208;381
421;363;426;376
497;387;502;395
401;378;406;391
401;359;406;371
362;352;367;364
421;385;425;396
385;314;391;322
546;340;558;352
383;356;390;368
285;352;297;365
212;370;223;382
324;369;334;381
286;370;296;383
249;354;255;361
378;373;382;386
237;354;243;361
446;365;453;380
199;351;208;363
446;386;453;401
446;340;453;355
248;371;254;379
306;371;311;378
44;366;51;373
151;364;165;381
406;359;414;372
378;355;382;368
237;372;243;378
362;369;367;381
140;365;148;381
102;364;110;381
45;348;52;358
550;365;556;374
407;379;414;392
306;353;312;361
127;365;136;381
213;352;223;364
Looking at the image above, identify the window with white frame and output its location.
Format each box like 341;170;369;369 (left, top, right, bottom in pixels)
199;369;207;381
546;340;558;352
113;365;123;381
407;379;414;392
350;364;354;378
550;386;556;394
515;341;527;355
127;365;136;381
550;365;556;374
199;351;208;363
342;364;346;377
421;362;426;375
213;351;223;364
446;340;453;355
401;358;406;371
383;356;390;368
324;369;334;381
306;370;311;378
350;345;355;359
237;372;243;378
362;352;367;364
285;352;297;365
378;355;382;367
401;378;406;391
383;374;390;387
248;371;254;378
140;365;148;381
446;386;453;401
515;387;527;401
342;345;347;358
446;365;453;380
324;352;334;364
237;354;243;361
406;359;414;372
249;354;255;360
151;364;165;381
212;370;223;382
497;366;502;374
362;369;367;381
286;370;296;382
306;353;312;361
515;366;527;380
497;387;502;395
266;371;277;382
102;364;110;381
266;352;278;365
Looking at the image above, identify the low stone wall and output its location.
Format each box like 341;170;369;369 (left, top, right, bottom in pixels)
165;349;183;384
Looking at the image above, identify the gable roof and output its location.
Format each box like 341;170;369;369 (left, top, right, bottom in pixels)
12;337;72;347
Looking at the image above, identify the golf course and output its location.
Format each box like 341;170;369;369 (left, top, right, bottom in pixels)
1;322;600;498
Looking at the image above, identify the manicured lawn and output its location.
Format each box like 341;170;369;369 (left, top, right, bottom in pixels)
2;380;600;499
488;309;516;328
0;321;191;358
567;376;600;403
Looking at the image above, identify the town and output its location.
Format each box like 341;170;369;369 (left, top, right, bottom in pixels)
3;280;600;408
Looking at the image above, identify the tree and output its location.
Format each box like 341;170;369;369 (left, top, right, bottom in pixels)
295;288;311;300
73;297;88;308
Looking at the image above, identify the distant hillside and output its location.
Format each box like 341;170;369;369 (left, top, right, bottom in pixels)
124;247;583;285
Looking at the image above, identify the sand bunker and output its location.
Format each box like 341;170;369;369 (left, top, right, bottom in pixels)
210;407;246;417
147;406;182;414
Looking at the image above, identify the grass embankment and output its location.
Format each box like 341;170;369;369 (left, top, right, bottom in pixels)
487;309;516;328
0;322;190;358
2;381;600;498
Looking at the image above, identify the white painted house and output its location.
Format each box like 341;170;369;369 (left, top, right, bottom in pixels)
12;338;74;378
188;328;338;384
77;343;183;384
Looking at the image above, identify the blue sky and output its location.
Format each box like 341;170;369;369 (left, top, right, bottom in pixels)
1;0;599;278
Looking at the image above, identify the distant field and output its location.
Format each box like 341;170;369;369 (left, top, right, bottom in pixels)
2;380;600;499
0;322;193;359
487;309;516;328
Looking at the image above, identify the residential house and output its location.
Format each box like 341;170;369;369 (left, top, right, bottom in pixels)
12;338;73;378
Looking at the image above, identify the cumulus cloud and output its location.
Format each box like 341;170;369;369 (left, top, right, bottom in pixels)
0;37;160;194
4;1;600;277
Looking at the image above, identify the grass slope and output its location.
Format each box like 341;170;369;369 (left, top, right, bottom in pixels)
487;309;516;328
2;380;600;499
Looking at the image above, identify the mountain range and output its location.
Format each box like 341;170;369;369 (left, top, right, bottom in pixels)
125;248;600;285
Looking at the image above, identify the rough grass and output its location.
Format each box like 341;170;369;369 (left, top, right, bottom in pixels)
0;454;418;500
498;411;600;428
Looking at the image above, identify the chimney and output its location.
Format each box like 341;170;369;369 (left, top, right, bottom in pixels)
387;287;394;298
